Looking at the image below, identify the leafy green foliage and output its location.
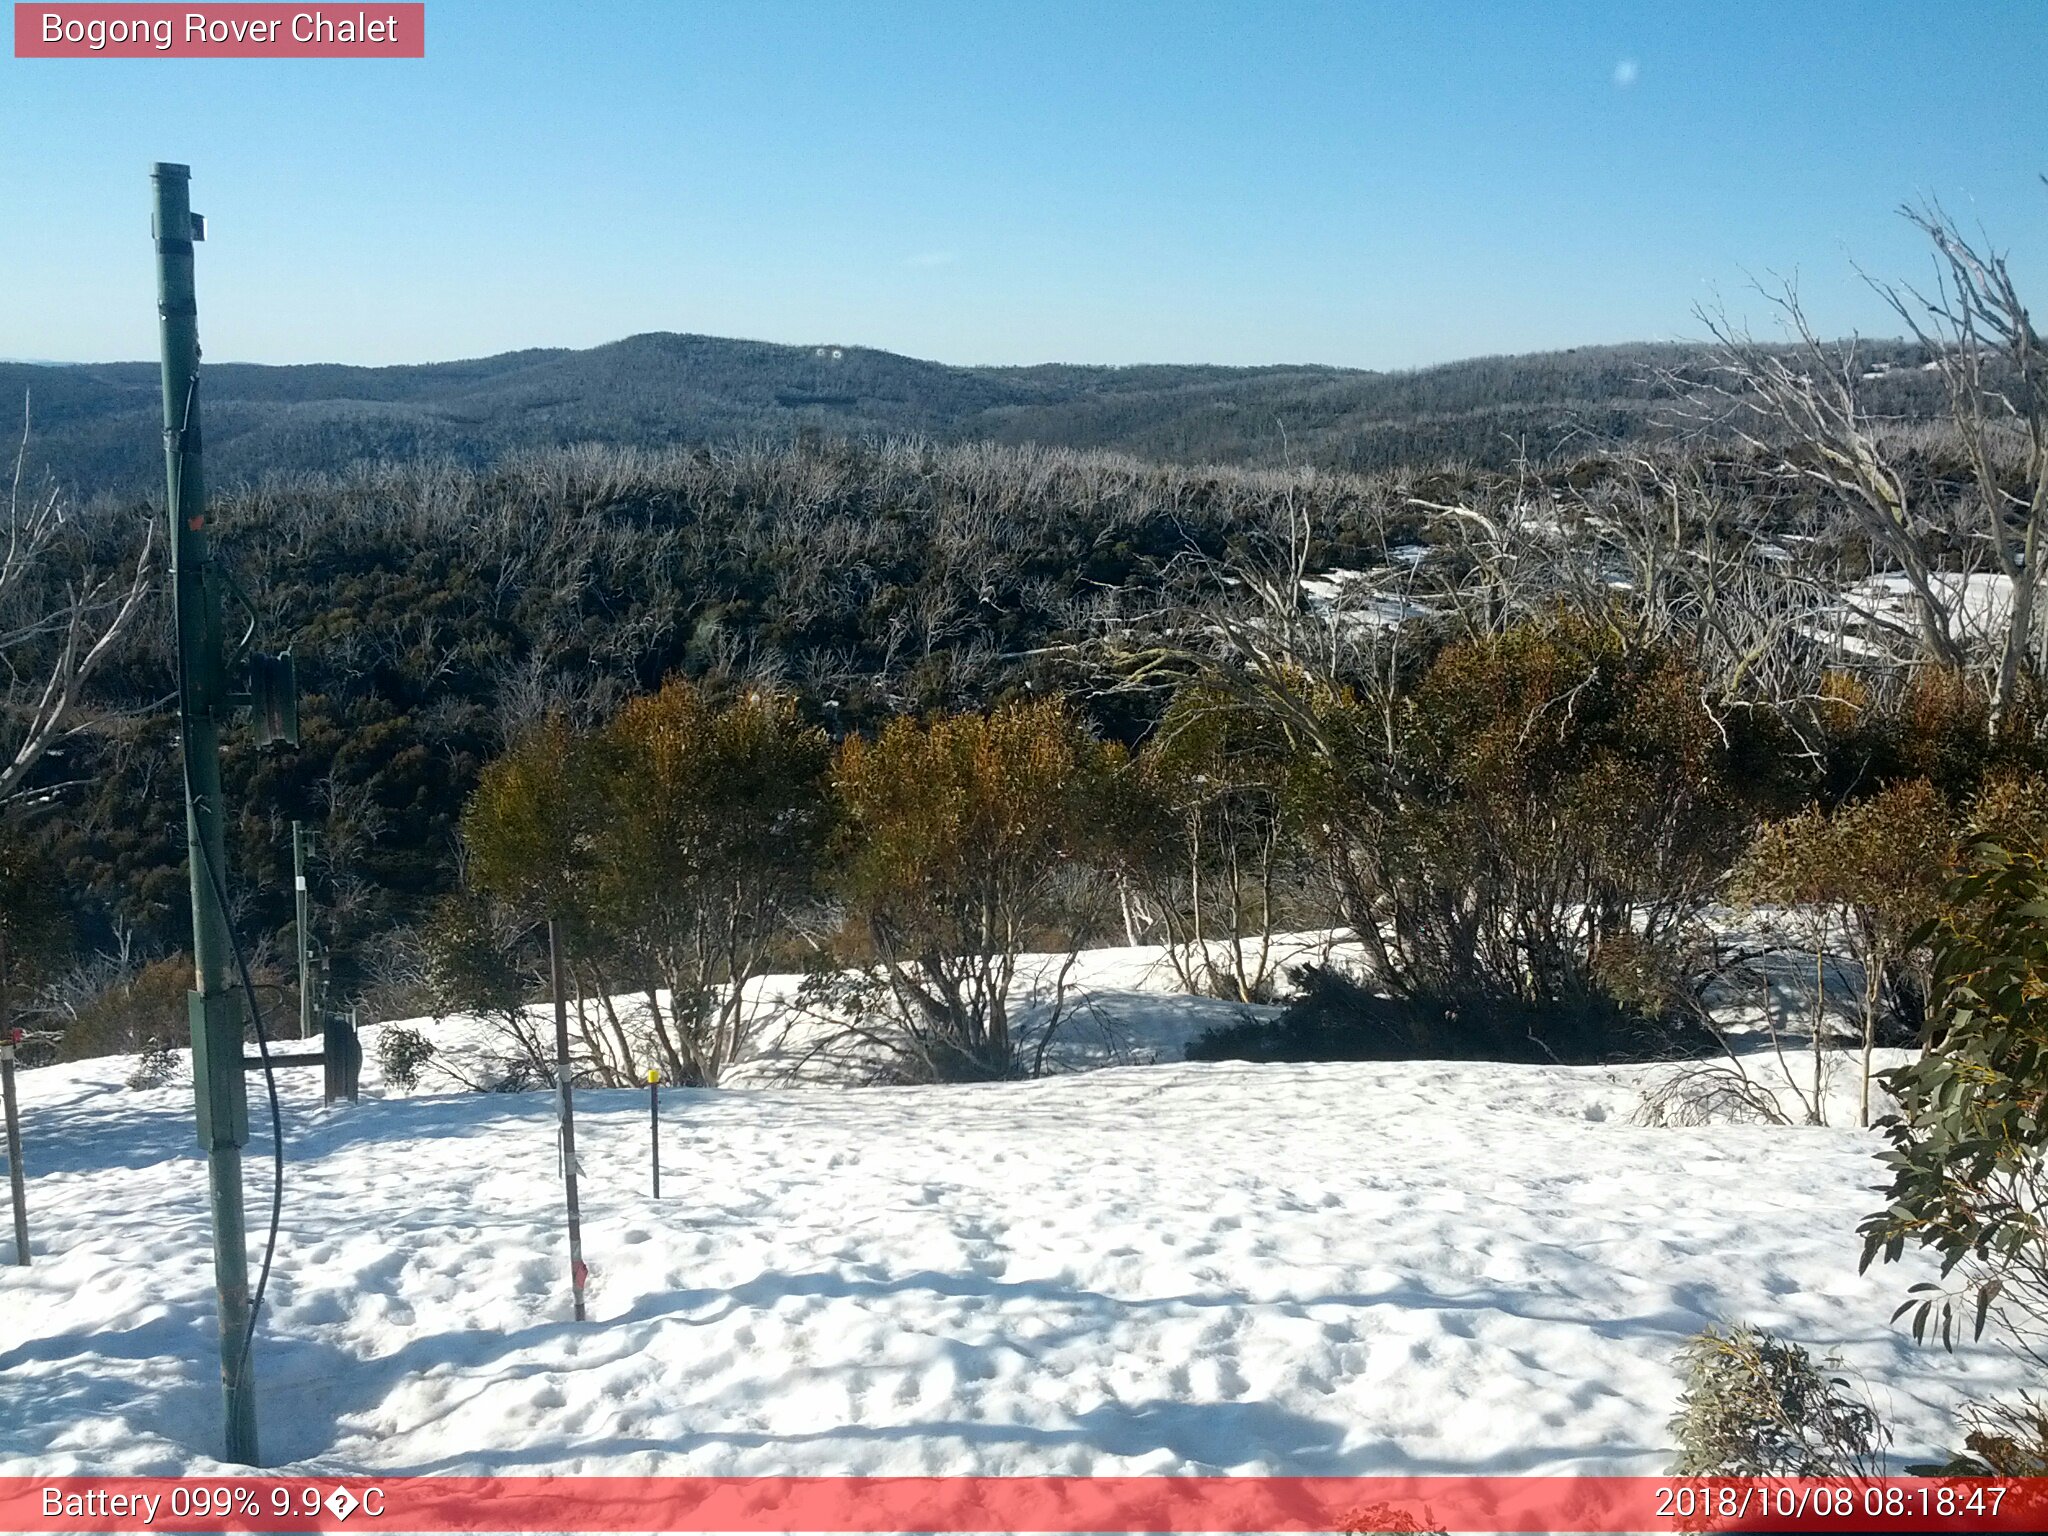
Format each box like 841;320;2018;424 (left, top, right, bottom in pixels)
461;715;604;923
1744;780;1956;970
833;699;1123;1080
55;956;189;1062
1860;839;2048;1348
1800;667;2046;812
1918;1396;2048;1476
1312;614;1762;1028
592;680;833;1085
375;1024;437;1092
1667;1324;1887;1476
421;890;529;1024
1744;777;1961;1122
445;680;835;1086
1115;684;1306;1000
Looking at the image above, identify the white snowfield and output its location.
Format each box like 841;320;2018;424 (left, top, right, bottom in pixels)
0;941;2027;1480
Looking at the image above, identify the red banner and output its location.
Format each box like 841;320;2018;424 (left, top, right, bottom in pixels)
3;1476;2047;1534
13;4;424;57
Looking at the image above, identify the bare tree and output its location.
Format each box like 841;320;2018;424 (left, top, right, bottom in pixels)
1881;199;2048;731
1699;197;2047;734
2;409;157;808
1698;288;1968;676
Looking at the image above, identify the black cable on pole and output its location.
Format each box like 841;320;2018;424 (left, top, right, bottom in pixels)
196;832;285;1373
168;380;284;1389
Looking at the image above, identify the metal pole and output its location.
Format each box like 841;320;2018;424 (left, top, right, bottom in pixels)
2;1046;24;1267
3;1014;27;1265
647;1069;661;1199
154;161;259;1467
293;821;312;1041
2;932;25;1265
548;917;587;1322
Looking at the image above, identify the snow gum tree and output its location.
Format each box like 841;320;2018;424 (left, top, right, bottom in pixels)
0;422;150;1056
830;698;1122;1081
594;679;832;1086
453;713;608;1080
1114;683;1305;1002
1321;614;1762;1026
1;428;155;812
1704;200;2048;737
1742;779;1959;1126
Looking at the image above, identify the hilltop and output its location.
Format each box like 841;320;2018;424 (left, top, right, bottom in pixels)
3;333;1946;494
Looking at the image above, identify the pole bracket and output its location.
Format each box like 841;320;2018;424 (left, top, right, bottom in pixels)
188;992;249;1150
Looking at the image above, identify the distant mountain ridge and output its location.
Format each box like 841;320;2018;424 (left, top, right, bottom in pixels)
3;331;1945;494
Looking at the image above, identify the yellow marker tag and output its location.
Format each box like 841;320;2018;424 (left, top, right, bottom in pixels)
646;1069;661;1086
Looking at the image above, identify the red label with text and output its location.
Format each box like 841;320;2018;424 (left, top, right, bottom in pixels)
14;4;424;57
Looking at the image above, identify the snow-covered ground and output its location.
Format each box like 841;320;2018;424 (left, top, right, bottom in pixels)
1300;569;1440;632
1807;569;2015;660
0;940;2026;1479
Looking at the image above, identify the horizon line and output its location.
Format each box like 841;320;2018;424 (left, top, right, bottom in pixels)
2;329;1906;378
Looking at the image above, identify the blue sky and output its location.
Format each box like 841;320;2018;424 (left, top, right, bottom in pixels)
3;0;2044;369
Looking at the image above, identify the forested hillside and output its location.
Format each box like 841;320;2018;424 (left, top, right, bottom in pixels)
41;440;1411;979
1;242;2026;1072
11;415;2001;1019
4;332;1951;492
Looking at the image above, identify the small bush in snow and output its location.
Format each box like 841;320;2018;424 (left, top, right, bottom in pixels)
1634;1063;1789;1128
1112;682;1306;1004
56;955;188;1061
124;1036;180;1090
1668;1324;1886;1477
1279;616;1769;1024
1740;776;1956;1126
456;689;832;1089
377;1025;437;1092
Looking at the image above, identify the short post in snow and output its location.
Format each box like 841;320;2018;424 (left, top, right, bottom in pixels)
293;821;314;1040
2;1025;27;1266
548;916;588;1322
647;1068;661;1199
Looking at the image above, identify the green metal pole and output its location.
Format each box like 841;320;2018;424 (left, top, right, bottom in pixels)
3;932;27;1265
154;161;260;1468
648;1069;660;1200
294;822;312;1041
2;1042;25;1265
